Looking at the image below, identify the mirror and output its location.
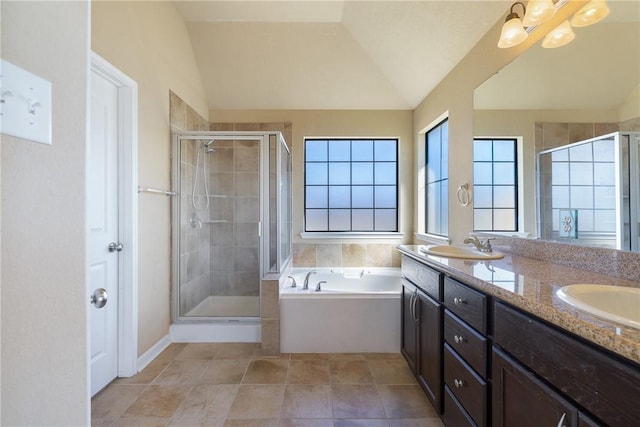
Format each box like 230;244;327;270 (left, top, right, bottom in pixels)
473;0;640;251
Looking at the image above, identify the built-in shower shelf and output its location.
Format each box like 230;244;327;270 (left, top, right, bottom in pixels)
203;220;229;224
209;194;228;198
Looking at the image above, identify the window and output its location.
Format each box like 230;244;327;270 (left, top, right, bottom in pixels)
425;119;449;236
304;138;398;232
473;138;518;231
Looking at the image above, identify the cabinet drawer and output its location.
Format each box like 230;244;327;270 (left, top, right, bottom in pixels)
401;255;442;300
443;386;477;427
444;343;487;427
401;255;420;285
444;310;488;378
443;277;487;334
494;301;640;427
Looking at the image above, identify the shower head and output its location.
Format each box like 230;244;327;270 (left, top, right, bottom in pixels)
202;139;216;153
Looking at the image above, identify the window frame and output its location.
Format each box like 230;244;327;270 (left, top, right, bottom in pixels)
302;137;400;235
424;118;449;237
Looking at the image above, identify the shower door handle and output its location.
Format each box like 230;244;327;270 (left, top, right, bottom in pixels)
108;242;123;252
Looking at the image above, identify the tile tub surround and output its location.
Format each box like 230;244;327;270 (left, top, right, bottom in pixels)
397;245;640;364
293;243;403;268
91;343;444;426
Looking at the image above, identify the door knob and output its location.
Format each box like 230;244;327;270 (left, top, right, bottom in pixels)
90;288;108;308
108;242;123;252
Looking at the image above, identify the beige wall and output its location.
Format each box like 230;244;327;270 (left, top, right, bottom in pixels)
92;1;208;355
413;2;587;244
1;1;90;425
210;109;414;247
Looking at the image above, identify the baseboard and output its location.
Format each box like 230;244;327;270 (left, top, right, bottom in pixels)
137;334;171;372
170;322;261;343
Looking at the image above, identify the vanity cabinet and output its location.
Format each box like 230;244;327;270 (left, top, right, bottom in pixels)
401;256;443;413
494;301;640;427
399;252;640;427
442;277;489;427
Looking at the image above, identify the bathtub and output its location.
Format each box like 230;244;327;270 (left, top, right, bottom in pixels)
280;268;401;353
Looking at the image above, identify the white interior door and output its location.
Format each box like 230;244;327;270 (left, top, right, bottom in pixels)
89;69;120;396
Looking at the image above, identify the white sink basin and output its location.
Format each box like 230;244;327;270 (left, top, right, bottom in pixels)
420;245;504;260
556;285;640;329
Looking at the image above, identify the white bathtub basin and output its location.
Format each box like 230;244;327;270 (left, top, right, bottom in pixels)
420;245;504;260
556;284;640;329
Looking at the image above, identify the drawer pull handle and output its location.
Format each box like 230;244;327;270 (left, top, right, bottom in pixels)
556;413;566;427
454;379;465;388
453;297;465;305
454;334;465;344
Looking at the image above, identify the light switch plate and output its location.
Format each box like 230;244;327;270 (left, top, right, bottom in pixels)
1;59;52;145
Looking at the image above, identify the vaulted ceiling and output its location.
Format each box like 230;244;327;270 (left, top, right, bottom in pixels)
173;1;512;110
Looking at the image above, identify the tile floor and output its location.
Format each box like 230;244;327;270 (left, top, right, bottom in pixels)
92;343;444;427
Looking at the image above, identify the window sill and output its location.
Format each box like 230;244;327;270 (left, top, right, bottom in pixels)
415;233;451;245
300;231;405;240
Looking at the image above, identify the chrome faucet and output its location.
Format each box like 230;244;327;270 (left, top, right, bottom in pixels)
315;280;326;292
464;236;493;253
303;271;317;290
287;275;297;288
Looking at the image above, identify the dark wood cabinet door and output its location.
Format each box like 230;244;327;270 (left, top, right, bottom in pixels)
401;280;418;373
492;346;578;427
417;290;442;413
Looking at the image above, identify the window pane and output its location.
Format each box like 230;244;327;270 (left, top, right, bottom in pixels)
593;139;615;162
551;162;569;185
474;185;493;208
375;140;397;161
494;186;515;208
579;209;594;231
329;209;351;231
329;140;350;161
569;143;592;162
594;209;616;232
552;186;570;208
306;209;327;231
426;182;439;233
306;140;327;161
352;209;374;230
474;140;492;162
494;209;516;230
306;186;328;208
306;163;327;185
375;186;396;208
427;131;441;181
571;186;593;209
375;209;397;231
375;162;396;185
552;148;568;162
352;163;373;185
494;162;515;185
594;162;615;186
352;140;373;161
329;186;350;208
352;186;373;208
570;163;593;186
493;140;514;161
474;163;492;185
329;163;350;185
441;132;449;178
594;186;615;209
440;179;448;234
474;209;493;230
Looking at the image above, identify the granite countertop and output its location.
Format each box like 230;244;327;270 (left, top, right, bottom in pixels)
397;244;640;365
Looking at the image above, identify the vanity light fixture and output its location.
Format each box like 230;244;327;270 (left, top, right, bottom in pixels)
570;0;610;27
497;2;528;48
541;19;576;48
522;0;557;27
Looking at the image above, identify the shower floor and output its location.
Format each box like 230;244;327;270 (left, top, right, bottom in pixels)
185;295;260;318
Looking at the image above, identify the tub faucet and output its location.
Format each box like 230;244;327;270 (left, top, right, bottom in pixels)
303;271;317;290
287;275;297;288
464;236;493;253
315;280;326;292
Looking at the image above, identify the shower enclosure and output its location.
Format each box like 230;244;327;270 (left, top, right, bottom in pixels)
172;131;291;322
